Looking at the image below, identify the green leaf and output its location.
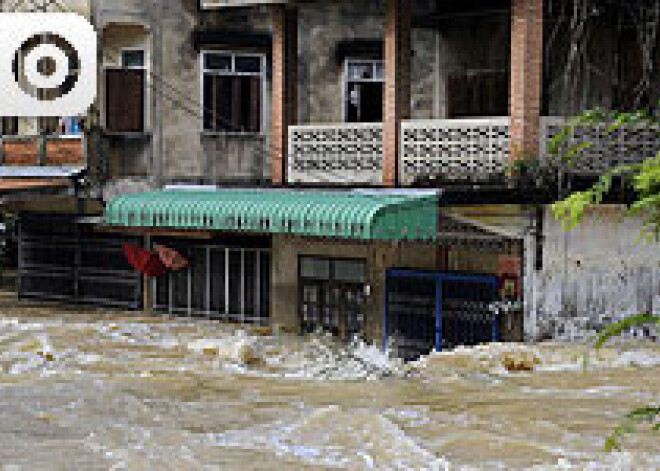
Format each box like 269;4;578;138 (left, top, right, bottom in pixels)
594;313;660;349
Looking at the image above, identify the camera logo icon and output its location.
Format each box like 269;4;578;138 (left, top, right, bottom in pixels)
0;13;97;117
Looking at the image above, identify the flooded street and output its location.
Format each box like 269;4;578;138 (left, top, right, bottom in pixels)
0;299;659;470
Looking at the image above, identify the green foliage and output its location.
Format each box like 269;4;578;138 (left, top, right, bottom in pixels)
590;313;660;451
551;108;660;452
552;108;660;236
594;313;660;349
605;405;660;452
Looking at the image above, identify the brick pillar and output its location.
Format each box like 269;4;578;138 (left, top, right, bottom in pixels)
510;0;544;162
272;5;298;186
383;0;411;187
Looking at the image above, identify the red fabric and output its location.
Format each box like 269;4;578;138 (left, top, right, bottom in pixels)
154;245;189;271
123;243;168;277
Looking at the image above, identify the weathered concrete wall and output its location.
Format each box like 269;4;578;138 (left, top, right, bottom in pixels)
95;0;524;188
526;205;660;340
97;0;273;187
271;236;438;344
298;0;438;123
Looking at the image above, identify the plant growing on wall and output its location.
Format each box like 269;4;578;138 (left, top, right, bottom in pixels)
552;108;660;451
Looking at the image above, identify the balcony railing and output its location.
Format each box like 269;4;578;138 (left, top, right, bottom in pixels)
540;117;660;174
286;116;659;187
0;135;86;168
400;118;511;185
288;123;383;185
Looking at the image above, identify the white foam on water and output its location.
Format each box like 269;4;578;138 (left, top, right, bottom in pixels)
527;451;660;470
186;333;410;381
207;405;450;470
272;337;409;381
413;342;660;377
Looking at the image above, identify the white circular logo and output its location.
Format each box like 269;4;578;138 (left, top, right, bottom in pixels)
13;32;80;101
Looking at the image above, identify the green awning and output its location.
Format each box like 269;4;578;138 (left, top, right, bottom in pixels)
103;189;439;241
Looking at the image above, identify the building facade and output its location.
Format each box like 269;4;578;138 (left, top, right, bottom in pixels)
1;0;659;356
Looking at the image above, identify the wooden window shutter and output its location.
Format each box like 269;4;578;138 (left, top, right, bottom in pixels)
127;70;145;132
231;76;243;131
105;69;144;133
214;76;232;131
249;76;261;133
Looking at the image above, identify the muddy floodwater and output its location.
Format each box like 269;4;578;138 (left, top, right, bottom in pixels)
0;300;659;470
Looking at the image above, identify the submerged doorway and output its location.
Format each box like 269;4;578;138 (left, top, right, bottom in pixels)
385;269;500;360
152;239;271;325
299;256;367;339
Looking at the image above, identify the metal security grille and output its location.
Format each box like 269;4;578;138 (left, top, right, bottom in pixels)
18;214;142;308
385;269;499;360
152;241;270;325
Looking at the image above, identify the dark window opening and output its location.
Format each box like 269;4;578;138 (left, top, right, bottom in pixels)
202;51;263;133
345;60;384;123
447;70;509;118
1;117;18;136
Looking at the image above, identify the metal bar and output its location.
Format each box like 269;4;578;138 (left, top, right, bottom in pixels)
435;277;443;352
168;271;173;316
224;248;229;321
491;279;500;342
206;246;211;320
38;135;46;166
187;248;192;317
256;250;261;322
240;249;245;324
382;273;389;352
17;217;23;297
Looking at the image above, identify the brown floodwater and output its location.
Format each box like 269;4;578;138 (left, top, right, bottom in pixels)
0;298;659;470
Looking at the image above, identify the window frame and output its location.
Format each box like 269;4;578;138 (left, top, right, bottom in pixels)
102;47;149;134
299;255;367;284
199;50;267;135
342;58;385;123
120;48;147;70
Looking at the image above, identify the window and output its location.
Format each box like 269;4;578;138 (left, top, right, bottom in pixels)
153;243;271;324
446;70;508;118
121;50;145;69
344;59;384;123
201;51;264;133
38;117;59;134
105;49;146;133
1;117;18;136
299;256;367;338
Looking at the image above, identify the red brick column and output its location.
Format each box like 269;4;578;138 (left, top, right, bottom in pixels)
272;5;298;186
510;0;544;162
383;0;411;187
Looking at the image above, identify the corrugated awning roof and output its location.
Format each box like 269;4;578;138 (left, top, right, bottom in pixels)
104;189;439;241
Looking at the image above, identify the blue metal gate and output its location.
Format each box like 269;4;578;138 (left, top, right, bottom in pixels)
384;269;499;360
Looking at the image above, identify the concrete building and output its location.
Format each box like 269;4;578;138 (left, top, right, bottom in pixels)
1;0;659;357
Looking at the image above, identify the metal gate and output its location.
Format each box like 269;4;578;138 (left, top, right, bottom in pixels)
151;239;271;325
385;269;499;360
18;214;142;309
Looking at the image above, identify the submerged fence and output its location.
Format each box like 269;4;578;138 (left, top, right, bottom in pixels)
385;269;500;360
18;214;141;308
